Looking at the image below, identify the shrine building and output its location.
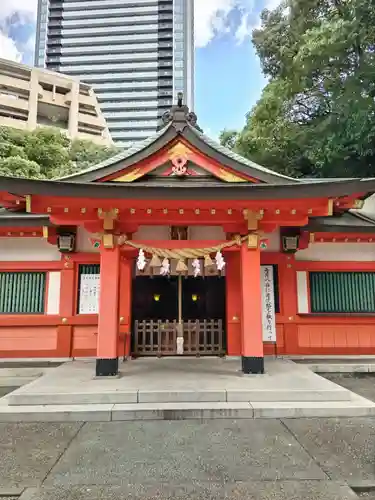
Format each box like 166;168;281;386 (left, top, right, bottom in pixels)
1;97;375;377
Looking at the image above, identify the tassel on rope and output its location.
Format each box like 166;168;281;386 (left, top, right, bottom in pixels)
215;250;226;272
192;258;201;278
176;259;188;273
204;254;213;268
149;254;162;267
160;258;170;276
136;249;147;271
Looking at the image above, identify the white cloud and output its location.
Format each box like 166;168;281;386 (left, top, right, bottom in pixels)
0;0;37;62
264;0;282;9
0;0;37;21
194;0;283;48
235;11;252;44
0;31;22;61
194;0;256;48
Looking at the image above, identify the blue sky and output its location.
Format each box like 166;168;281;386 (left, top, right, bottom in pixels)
0;0;277;139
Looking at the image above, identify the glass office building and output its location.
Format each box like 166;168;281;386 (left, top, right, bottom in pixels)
35;0;195;147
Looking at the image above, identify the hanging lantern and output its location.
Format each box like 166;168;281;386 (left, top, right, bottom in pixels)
176;259;188;273
204;254;213;268
137;249;147;271
149;254;162;267
192;258;201;278
160;258;170;276
215;250;226;272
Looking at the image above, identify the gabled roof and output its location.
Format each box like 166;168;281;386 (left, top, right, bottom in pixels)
1;175;375;200
60;97;298;185
306;212;375;233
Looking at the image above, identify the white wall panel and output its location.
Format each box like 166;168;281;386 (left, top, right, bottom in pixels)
0;238;61;261
296;271;309;313
46;272;61;315
296;242;375;261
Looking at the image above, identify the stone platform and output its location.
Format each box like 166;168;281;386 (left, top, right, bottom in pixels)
0;357;374;421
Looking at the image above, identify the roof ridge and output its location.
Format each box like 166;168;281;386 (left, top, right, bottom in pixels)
189;125;299;182
57;124;171;181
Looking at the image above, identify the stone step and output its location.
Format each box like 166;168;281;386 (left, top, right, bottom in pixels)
0;394;374;422
308;363;375;373
0;367;44;377
7;386;351;406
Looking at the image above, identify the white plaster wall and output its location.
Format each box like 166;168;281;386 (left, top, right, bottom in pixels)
46;272;61;315
0;238;61;261
134;226;227;241
296;271;309;313
296;242;375;261
134;226;170;240
189;226;225;240
76;227;99;253
262;230;280;252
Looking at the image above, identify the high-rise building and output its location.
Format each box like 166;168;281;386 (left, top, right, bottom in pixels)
0;58;112;145
35;0;195;147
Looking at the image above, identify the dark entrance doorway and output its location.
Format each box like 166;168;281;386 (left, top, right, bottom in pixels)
132;275;226;356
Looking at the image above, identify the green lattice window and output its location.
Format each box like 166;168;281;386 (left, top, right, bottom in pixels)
0;272;46;314
310;271;375;313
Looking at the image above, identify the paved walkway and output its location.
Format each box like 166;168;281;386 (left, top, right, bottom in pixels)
0;417;374;499
1;358;374;421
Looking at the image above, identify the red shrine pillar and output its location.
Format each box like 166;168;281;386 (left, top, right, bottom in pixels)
96;246;121;377
240;242;264;374
119;257;133;358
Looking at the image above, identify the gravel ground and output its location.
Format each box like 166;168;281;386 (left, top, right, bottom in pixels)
321;373;375;403
0;386;18;398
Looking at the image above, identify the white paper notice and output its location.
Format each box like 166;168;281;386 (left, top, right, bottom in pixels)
261;265;277;342
79;274;101;314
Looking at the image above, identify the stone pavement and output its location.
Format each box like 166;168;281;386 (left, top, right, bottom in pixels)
0;418;374;499
2;358;375;421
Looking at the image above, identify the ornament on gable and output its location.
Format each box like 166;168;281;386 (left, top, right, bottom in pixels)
169;142;191;177
171;155;188;176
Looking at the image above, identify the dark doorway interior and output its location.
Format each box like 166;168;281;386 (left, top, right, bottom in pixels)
182;276;226;322
132;276;178;321
131;275;227;356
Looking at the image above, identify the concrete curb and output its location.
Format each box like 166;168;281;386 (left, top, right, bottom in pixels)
0;395;374;422
0;487;24;496
307;363;375;373
7;387;351;406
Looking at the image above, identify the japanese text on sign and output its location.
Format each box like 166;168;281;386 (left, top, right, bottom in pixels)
261;266;276;342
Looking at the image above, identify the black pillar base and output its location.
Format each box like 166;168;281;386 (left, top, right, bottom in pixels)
242;356;264;374
96;358;119;377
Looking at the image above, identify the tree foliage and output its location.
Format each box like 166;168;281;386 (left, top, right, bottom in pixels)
224;0;375;178
0;126;119;179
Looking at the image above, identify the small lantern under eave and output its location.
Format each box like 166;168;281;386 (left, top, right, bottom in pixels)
282;235;300;253
57;233;75;253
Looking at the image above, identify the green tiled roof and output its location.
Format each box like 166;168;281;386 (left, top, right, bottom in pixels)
58;124;170;180
190;124;298;182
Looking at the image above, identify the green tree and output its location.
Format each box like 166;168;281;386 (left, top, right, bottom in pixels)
234;0;375;178
0;126;119;179
219;129;239;150
69;139;119;171
0;156;41;179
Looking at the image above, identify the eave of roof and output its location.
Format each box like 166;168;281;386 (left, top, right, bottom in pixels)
0;209;51;227
1;176;375;201
306;212;375;233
